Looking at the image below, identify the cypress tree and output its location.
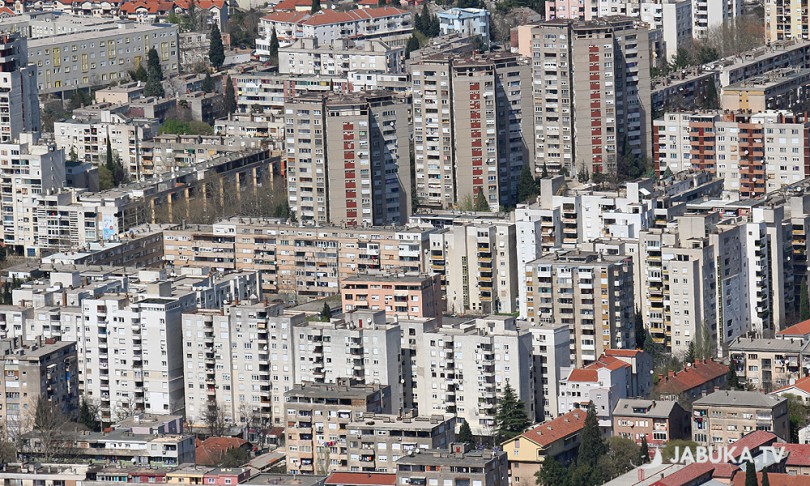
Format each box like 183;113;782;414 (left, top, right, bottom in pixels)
744;462;757;486
311;0;320;13
269;27;279;62
761;469;770;486
209;23;225;71
456;420;473;443
578;403;607;469
495;382;529;442
517;164;538;203
144;47;164;97
224;76;236;114
202;72;214;93
639;435;650;464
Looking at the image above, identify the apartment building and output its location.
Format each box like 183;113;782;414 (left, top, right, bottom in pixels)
639;0;692;61
181;302;294;430
766;0;810;42
612;399;690;448
652;69;718;116
25;19;179;94
340;273;443;319
409;52;533;211
257;7;412;55
0;338;78;431
345;413;456;473
519;18;651;177
721;68;810;113
525;250;636;366
557;355;633;427
691;0;741;39
437;8;491;45
279;38;404;76
413;316;534;435
395;444;508;486
654;359;729;401
0;33;41;141
232;71;349;115
692;390;789;445
53;112;159;178
427;219;518;315
729;336;810;393
284;381;392;475
0;133;67;257
501;410;586;484
284;91;411;226
162;219;433;299
521;322;571;420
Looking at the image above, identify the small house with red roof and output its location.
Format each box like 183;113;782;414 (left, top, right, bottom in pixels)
271;0;309;11
501;410;586;482
173;0;228;30
771;375;810;404
558;354;634;427
654;359;729;402
777;318;810;339
118;0;176;22
195;437;251;466
780;443;810;475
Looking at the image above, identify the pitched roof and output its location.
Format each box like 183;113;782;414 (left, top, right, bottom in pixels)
693;390;786;408
604;348;644;358
612;399;680;419
566;368;599;382
325;473;396;486
174;0;225;9
651;462;715;486
586;355;631;371
654;360;728;395
195;437;249;466
0;6;14;15
508;409;586;448
717;430;778;460
731;472;810;486
780;443;810;467
118;0;175;13
777;318;810;336
301;6;408;25
272;0;309;10
772;375;810;395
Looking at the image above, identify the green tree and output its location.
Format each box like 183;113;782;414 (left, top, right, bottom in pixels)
578;403;606;469
144;48;165;98
786;393;810;443
600;437;640;480
473;190;490;212
727;364;743;390
457;420;473;443
219;446;250;467
744;462;757;486
320;302;332;321
685;341;696;364
99;166;114;190
78;398;99;432
801;278;810;322
535;457;569;486
209;23;225;71
269;27;280;62
661;440;698;462
517;164;538;203
541;163;549;178
311;0;320;13
495;382;529;442
202;72;214;93
105;137;114;175
225;76;237;114
133;62;148;82
405;35;420;59
639;435;650;464
159;119;215;136
761;469;770;486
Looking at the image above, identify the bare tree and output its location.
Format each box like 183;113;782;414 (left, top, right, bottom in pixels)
25;394;71;462
205;401;228;437
704;14;766;58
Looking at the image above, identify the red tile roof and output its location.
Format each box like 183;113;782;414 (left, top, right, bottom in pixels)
567;368;599;382
511;409;586;447
655;360;728;395
195;437;249;466
325;473;396;486
719;430;778;460
174;0;225;9
0;6;14;14
773;375;810;395
301;6;408;25
272;0;309;10
710;463;741;479
731;472;810;486
358;0;378;5
586;355;631;371
781;443;810;467
777;318;810;336
651;462;715;486
604;348;644;357
119;0;175;13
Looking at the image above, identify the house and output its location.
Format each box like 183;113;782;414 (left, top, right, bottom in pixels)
777;318;810;339
781;443;810;475
558;355;632;427
612;399;690;448
654;359;729;402
195;437;251;466
272;0;309;11
729;336;809;392
174;0;228;30
604;348;654;398
501;410;586;486
324;473;397;486
771;375;810;404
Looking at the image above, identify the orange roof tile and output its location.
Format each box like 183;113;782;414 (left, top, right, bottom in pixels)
773;375;810;395
567;368;599;382
273;0;309;10
604;348;643;357
781;443;810;467
777;318;810;336
651;462;715;486
301;6;408;25
195;437;249;466
654;360;728;395
174;0;225;9
325;473;397;486
731;472;810;486
0;6;15;14
585;355;631;371
358;0;378;5
511;409;586;447
710;463;741;479
119;0;174;13
717;431;778;460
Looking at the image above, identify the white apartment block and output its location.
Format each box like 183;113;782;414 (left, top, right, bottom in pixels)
638;0;692;62
279;38;404;76
558;355;631;427
0;33;41;142
257;7;412;55
413;316;534;436
766;0;810;42
524;250;636;367
427;220;518;315
522;322;571;421
54;112;159;178
0;133;67;257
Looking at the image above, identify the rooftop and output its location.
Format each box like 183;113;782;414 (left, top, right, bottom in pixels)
325;473;396;486
654;360;728;395
395;448;504;466
612;399;680;419
777;318;810;336
508;409;586;448
729;336;806;353
693;390;787;408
